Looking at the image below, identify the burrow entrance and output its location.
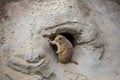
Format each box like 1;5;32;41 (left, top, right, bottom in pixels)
49;33;76;52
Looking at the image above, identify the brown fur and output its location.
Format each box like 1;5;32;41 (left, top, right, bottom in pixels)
49;35;78;65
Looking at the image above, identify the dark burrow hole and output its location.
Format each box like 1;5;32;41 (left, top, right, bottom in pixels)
49;33;75;52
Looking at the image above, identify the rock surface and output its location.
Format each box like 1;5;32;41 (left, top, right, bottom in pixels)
0;0;120;80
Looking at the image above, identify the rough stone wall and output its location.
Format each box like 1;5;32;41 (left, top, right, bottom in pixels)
0;0;120;80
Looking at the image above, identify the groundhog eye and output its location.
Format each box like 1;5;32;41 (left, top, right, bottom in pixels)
59;38;62;40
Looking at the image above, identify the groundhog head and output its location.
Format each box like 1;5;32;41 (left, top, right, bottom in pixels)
55;35;65;44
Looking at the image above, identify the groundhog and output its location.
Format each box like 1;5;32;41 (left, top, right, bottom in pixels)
49;35;78;65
